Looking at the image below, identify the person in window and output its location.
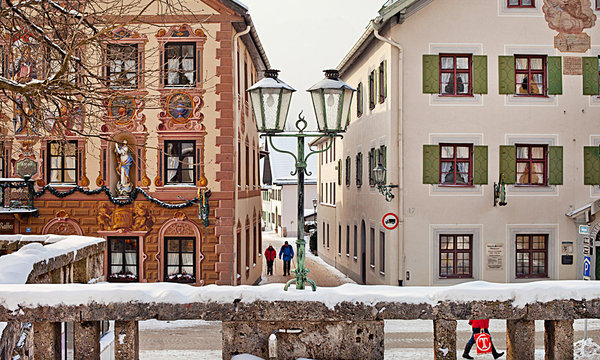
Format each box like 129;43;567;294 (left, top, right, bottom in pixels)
519;76;540;95
443;164;455;184
264;244;276;276
279;241;294;276
462;319;504;359
444;74;454;94
456;76;464;93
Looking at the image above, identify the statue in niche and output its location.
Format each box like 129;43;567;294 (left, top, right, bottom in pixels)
115;140;134;196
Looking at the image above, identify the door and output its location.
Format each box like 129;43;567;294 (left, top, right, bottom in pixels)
361;220;366;284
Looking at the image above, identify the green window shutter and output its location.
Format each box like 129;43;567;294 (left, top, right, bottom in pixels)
584;146;600;185
498;56;515;95
383;60;388;100
473;55;488;94
423;145;440;184
547;56;562;95
338;159;342;185
473;145;488;185
382;146;387;183
499;145;516;184
582;57;599;95
422;55;439;94
548;146;563;185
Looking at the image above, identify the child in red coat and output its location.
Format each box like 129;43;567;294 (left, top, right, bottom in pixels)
463;319;504;359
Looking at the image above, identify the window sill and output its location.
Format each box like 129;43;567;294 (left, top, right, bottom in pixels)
47;183;78;187
338;253;341;256
438;94;474;98
370;264;375;270
353;256;358;261
438;184;475;188
346;254;350;257
438;276;473;280
379;271;385;276
516;275;549;279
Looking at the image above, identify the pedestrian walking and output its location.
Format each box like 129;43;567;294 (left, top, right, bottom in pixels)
264;244;276;275
279;241;294;276
462;319;504;359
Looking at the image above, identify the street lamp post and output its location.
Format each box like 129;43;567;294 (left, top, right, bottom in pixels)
248;69;355;291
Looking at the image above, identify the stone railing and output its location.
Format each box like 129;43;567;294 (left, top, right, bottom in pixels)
0;235;105;360
0;281;598;359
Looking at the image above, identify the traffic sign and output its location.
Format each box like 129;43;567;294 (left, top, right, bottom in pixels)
475;332;492;354
382;213;399;230
580;225;591;235
584;256;591;280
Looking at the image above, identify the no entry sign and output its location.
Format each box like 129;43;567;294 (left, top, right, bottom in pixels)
382;213;399;230
475;332;492;354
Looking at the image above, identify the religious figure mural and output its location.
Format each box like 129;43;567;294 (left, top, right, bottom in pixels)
543;0;597;52
9;35;39;83
115;140;134;196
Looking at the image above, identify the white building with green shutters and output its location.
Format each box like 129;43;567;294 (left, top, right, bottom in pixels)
316;0;600;286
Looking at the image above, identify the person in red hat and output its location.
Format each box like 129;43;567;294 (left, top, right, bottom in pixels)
462;319;504;359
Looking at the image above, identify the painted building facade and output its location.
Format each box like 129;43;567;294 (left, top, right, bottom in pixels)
0;0;267;285
317;0;600;286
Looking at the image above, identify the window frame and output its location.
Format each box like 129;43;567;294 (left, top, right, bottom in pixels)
346;225;350;256
439;53;473;97
105;43;139;90
163;140;196;185
368;148;376;187
439;234;473;279
107;236;139;282
369;227;375;268
47;140;78;185
515;234;548;278
507;0;535;8
379;230;385;274
439;143;473;186
164;237;196;283
164;42;197;87
0;142;4;178
514;55;547;97
345;156;351;187
515;144;548;186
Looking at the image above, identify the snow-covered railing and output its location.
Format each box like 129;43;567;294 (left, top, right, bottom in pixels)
0;235;105;360
0;281;596;359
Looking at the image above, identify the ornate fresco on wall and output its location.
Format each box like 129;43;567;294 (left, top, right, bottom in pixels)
543;0;597;52
42;210;83;236
96;202;155;231
108;95;137;126
167;92;193;123
9;33;39;84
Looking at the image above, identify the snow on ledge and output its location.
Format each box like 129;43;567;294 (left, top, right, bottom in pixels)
0;235;105;284
1;280;600;312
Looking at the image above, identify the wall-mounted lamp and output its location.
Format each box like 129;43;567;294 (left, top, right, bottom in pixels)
373;165;398;202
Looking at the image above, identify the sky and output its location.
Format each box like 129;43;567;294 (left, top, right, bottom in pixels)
241;0;385;179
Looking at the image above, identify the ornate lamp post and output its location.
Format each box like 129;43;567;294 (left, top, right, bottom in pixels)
248;69;355;291
373;164;398;202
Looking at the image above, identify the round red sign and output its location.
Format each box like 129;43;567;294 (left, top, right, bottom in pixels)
382;213;399;230
475;333;492;354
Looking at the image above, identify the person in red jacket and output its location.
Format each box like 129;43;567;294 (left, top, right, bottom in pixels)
264;244;276;275
462;319;504;359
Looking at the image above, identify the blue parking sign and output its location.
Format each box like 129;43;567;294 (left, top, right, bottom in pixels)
584;256;592;279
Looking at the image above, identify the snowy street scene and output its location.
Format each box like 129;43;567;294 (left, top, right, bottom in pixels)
1;0;600;359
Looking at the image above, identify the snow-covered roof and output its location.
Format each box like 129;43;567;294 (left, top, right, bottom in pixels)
273;176;317;186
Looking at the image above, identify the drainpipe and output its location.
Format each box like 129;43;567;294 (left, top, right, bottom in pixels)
373;24;404;286
233;25;251;285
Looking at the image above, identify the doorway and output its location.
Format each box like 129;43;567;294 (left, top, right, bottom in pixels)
361;220;366;284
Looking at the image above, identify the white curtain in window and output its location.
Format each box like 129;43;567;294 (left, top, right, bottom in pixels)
168;253;179;266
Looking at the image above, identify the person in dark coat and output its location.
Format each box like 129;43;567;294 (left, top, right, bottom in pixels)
278;241;294;276
463;319;504;359
264;244;276;275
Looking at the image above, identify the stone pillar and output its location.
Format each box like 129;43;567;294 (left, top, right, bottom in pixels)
73;321;100;360
433;319;457;360
222;320;384;360
506;319;535;360
33;322;61;360
114;320;139;360
544;320;574;360
73;258;88;283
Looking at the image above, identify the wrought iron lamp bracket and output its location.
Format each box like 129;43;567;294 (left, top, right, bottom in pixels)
376;183;398;202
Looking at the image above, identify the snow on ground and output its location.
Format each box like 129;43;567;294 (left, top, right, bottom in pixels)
139;319;218;330
384;319;600;333
575;338;600;358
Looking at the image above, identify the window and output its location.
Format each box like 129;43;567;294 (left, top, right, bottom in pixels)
368;148;375;187
245;143;249;187
322;222;325;245
369;70;376;110
507;0;534;7
356;152;363;187
106;44;139;89
440;54;471;96
597;0;600;10
516;144;547;185
379;231;385;274
165;237;195;283
345;156;351;187
353;225;358;258
0;143;4;177
253;224;257;265
337;159;342;186
164;140;195;184
338;225;341;255
369;227;375;267
47;141;77;184
515;55;546;96
327;223;330;248
164;43;196;86
357;82;363;117
246;227;250;275
516;234;548;278
346;225;350;256
440;144;472;186
108;237;138;282
379;61;387;103
439;234;472;278
378;145;387;183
